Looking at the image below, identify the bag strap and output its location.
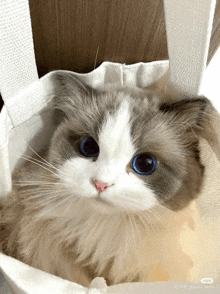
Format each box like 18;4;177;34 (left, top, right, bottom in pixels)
0;0;38;121
0;0;217;122
164;0;216;97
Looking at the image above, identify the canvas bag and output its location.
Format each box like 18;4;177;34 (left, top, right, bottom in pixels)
1;0;220;293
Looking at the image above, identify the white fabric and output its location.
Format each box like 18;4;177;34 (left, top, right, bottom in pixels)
1;253;220;293
164;0;216;96
1;61;169;127
0;0;220;293
0;108;12;197
200;45;220;110
0;0;38;111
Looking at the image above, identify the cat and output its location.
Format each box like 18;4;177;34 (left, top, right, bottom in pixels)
0;71;219;287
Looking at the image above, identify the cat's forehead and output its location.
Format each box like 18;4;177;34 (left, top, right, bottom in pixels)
96;92;155;146
98;99;135;161
64;90;153;139
95;92;182;160
94;90;155;131
64;90;179;156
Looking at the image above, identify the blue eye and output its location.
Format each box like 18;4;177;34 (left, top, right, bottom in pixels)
80;136;99;157
132;154;157;175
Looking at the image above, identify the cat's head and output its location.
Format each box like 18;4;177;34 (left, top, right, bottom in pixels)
48;71;215;214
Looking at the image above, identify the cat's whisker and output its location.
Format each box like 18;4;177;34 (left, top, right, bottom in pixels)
29;192;73;210
148;207;162;221
16;182;63;190
200;110;220;122
122;212;129;257
24;142;63;172
26;195;63;205
145;216;160;234
94;46;99;70
15;154;61;178
24;188;66;200
133;212;151;253
15;141;69;178
15;191;59;200
131;212;143;249
98;218;116;261
136;211;150;229
32;195;76;209
10;193;68;218
14;170;57;181
135;211;151;229
137;211;159;234
91;46;100;106
129;213;146;264
22;186;65;195
20;155;68;178
28;196;64;208
12;183;71;191
19;153;55;170
126;211;137;249
84;217;101;244
12;176;74;188
14;187;70;204
48;193;77;212
13;181;63;186
12;183;70;190
172;121;199;140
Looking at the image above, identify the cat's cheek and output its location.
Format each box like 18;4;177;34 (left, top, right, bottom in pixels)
102;173;158;211
58;157;98;198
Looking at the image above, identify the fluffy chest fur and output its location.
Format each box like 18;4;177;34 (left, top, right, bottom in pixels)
4;187;196;286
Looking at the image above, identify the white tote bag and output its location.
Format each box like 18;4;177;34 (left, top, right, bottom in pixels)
1;0;220;293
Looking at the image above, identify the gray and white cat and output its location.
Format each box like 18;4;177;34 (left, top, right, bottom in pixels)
0;72;219;286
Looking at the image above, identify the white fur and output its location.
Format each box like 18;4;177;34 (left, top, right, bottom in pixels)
59;99;157;214
33;196;193;285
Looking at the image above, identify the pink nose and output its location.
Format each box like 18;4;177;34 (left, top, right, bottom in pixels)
94;180;109;193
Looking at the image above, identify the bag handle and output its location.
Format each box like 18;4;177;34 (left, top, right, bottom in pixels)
0;0;38;120
164;0;216;97
0;0;217;123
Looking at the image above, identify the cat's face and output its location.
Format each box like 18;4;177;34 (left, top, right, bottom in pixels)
48;72;211;214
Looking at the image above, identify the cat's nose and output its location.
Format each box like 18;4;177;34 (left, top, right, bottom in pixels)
93;180;110;193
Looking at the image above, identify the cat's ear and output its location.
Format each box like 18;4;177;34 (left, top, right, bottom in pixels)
49;71;93;123
50;70;92;99
160;97;220;162
159;97;211;128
